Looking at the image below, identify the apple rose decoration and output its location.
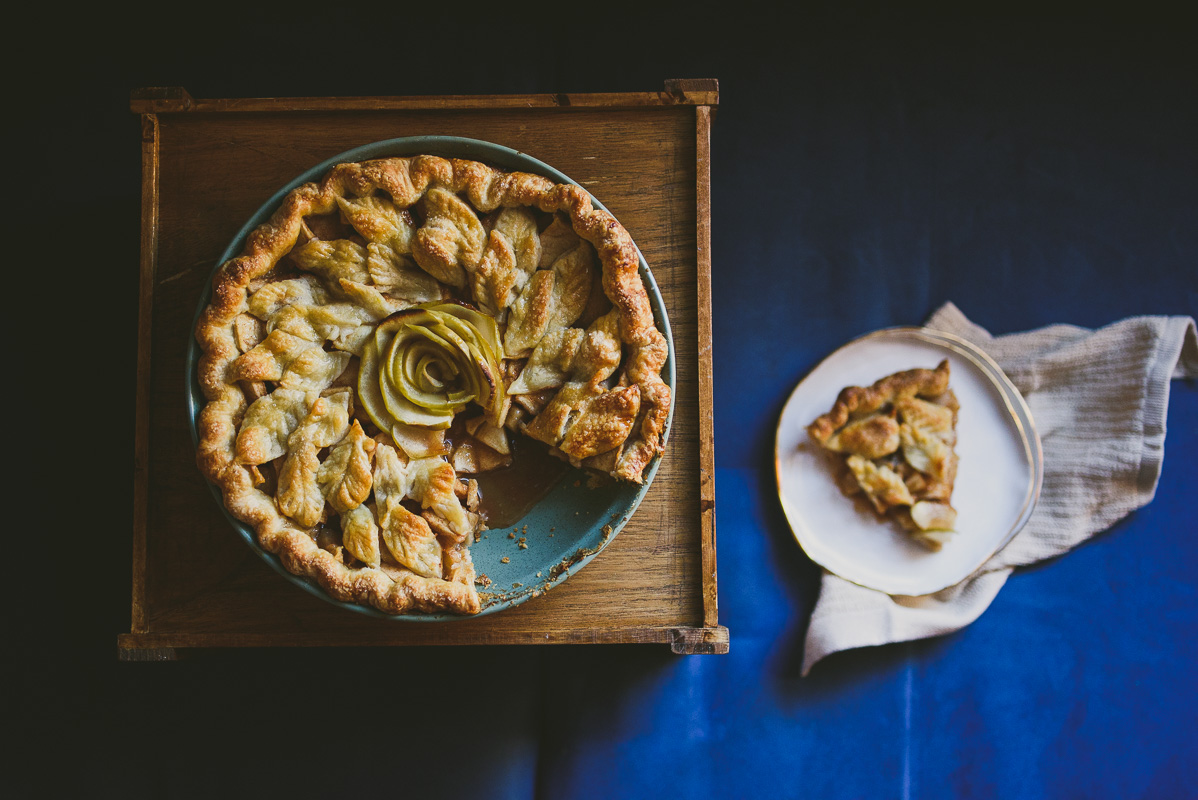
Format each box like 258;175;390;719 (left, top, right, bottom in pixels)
357;302;507;456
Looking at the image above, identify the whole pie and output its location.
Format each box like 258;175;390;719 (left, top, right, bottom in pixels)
807;360;960;550
194;155;671;615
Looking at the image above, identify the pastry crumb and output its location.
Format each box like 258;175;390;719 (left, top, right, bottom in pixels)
500;556;510;564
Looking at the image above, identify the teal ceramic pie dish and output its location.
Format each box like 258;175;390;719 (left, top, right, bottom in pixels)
186;136;675;621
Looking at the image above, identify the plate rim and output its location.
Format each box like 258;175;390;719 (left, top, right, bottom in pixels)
185;135;676;621
774;326;1043;596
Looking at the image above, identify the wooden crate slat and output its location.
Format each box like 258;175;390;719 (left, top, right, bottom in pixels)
130;81;719;114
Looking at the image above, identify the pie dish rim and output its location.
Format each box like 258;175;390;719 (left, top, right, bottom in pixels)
185;135;676;621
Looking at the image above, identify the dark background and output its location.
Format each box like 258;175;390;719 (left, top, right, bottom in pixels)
18;2;1196;797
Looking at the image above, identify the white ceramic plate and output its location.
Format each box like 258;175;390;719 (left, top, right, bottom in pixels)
775;327;1042;596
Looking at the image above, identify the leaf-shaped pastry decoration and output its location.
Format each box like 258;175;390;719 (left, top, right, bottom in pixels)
896;396;954;430
379;501;443;579
275;393;352;527
826;413;901;460
336;195;417;253
570;309;622;389
495;207;542;273
336;278;403;320
341;504;380;569
473;229;520;317
507;327;585;396
502;242;597;358
846;454;914;514
317;420;376;513
503;270;555;358
407;457;472;540
899;422;950;479
537;215;579;267
234;328;352;392
247;276;330;320
232;330;313;382
367;243;445;303
519;311;625;449
269;302;377;353
291;391;352;449
896;397;957;486
559;385;641;460
411;186;485;289
303;302;377;353
372;443;414;516
521;382;589;447
547;242;595;329
279;345;353;392
473;207;541;315
277;440;323;527
235;388;316;465
290;239;370;285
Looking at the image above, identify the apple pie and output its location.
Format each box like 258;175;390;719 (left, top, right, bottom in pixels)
194;155;671;615
807;360;960;550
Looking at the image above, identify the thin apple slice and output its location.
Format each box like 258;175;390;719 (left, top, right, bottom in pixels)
391;422;448;459
357;339;399;433
387;326;471;411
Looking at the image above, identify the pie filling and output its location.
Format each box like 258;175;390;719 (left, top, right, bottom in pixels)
195;156;671;614
807;360;960;551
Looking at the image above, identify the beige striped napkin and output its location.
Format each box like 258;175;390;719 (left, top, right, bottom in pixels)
802;302;1198;676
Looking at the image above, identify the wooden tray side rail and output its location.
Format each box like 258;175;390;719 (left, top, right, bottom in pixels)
122;82;722;660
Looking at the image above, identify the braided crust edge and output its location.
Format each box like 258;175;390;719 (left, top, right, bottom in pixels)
194;156;671;615
806;360;951;445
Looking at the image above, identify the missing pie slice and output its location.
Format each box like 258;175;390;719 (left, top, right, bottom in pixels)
194;155;671;615
807;360;960;550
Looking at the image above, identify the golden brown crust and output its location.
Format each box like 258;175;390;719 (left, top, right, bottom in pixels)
194;155;670;615
808;360;959;549
807;360;951;446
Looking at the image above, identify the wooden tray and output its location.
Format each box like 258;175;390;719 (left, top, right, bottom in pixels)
120;80;724;660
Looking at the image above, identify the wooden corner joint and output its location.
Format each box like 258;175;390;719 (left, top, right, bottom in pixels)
668;625;729;655
130;86;195;113
663;78;720;105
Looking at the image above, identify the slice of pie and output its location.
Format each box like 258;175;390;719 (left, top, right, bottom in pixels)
194;155;671;615
807;360;960;550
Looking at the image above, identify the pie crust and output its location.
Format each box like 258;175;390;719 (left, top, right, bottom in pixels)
194;155;671;615
807;360;960;550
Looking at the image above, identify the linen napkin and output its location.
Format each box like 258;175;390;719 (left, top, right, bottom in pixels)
801;302;1198;676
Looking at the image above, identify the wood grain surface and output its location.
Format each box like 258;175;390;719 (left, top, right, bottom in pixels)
122;84;724;658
